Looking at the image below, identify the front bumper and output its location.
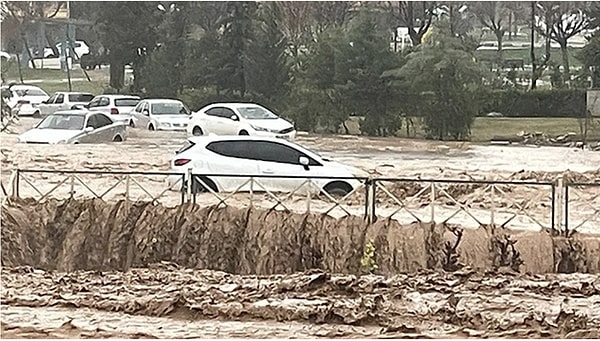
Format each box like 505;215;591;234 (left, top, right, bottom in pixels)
253;130;296;141
157;124;188;131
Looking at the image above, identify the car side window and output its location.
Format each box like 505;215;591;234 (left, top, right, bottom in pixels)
221;108;237;120
98;97;110;106
206;140;319;165
47;94;57;104
247;141;319;165
55;94;64;104
88;98;99;108
134;102;144;113
94;114;113;127
206;141;249;159
85;115;97;128
205;108;222;117
142;103;150;113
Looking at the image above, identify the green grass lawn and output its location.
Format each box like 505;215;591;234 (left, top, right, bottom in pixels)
475;47;584;69
345;116;600;142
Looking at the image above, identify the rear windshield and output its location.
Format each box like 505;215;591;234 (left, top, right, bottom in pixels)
69;94;94;102
13;88;47;97
114;98;140;107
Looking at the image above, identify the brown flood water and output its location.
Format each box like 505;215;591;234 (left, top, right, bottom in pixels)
2;265;600;338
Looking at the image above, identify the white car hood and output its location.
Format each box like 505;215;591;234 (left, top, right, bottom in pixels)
247;118;294;131
19;128;81;144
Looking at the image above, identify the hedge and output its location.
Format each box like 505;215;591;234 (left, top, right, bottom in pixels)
479;89;587;118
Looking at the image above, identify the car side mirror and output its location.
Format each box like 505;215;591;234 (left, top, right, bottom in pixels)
230;115;239;121
84;126;94;133
71;104;84;110
299;156;310;171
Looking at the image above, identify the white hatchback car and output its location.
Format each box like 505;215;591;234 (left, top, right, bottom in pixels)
130;99;191;131
86;94;141;125
187;103;296;140
2;84;49;115
168;136;366;196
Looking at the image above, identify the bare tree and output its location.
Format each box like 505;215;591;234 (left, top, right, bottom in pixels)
535;1;590;80
530;1;553;90
385;1;437;47
470;2;507;62
1;2;65;69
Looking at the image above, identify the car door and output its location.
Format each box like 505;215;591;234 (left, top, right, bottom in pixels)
53;93;69;111
88;96;110;115
202;107;223;134
38;93;57;116
131;101;149;127
248;140;321;193
203;140;260;192
219;107;241;135
93;113;119;141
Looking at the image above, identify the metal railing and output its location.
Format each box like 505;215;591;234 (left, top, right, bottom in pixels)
4;168;599;233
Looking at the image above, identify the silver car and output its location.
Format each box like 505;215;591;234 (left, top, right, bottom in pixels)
18;110;127;144
130;99;191;131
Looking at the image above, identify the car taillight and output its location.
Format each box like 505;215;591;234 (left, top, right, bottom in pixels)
110;108;119;115
174;158;191;166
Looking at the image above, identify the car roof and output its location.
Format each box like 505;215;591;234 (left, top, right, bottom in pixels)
51;110;92;116
143;99;183;104
187;135;294;146
55;91;94;95
204;102;263;109
7;84;44;90
95;94;140;99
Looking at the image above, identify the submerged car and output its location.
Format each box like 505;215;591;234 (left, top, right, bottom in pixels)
18;110;126;144
168;135;366;196
130;99;191;131
86;94;141;125
187;102;296;140
19;91;95;118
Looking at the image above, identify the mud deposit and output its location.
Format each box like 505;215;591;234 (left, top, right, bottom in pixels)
2;199;600;275
2;266;600;338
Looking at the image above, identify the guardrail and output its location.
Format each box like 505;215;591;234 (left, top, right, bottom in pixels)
3;168;599;234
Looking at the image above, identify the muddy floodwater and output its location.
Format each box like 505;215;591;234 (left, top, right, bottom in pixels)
2;118;600;338
2;266;600;338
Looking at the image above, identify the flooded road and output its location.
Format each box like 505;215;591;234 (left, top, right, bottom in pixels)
1;266;600;338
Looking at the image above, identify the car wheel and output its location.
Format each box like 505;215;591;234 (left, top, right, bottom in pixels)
182;176;218;194
113;135;123;142
192;126;203;136
148;124;155;131
239;130;249;135
32;111;41;118
324;181;353;197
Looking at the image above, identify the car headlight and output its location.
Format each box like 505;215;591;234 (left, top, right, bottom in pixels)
250;125;268;132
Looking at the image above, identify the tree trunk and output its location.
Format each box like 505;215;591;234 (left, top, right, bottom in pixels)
559;41;570;85
530;2;537;90
109;58;125;91
495;30;504;64
508;11;513;40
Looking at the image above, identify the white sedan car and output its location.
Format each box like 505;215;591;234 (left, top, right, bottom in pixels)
86;94;141;125
187;103;296;140
130;99;191;131
18;110;126;144
168;135;367;196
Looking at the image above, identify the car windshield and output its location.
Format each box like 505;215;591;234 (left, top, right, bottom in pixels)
151;102;189;115
36;114;85;130
237;106;278;120
69;94;94;102
114;98;140;107
13;88;47;97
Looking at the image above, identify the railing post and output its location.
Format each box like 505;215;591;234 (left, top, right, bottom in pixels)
14;169;20;198
249;177;254;208
430;182;435;223
556;175;564;234
180;174;186;204
186;168;193;203
370;179;376;224
564;184;569;237
551;183;556;233
490;184;495;228
125;175;130;201
306;179;311;213
11;170;19;199
70;174;75;199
